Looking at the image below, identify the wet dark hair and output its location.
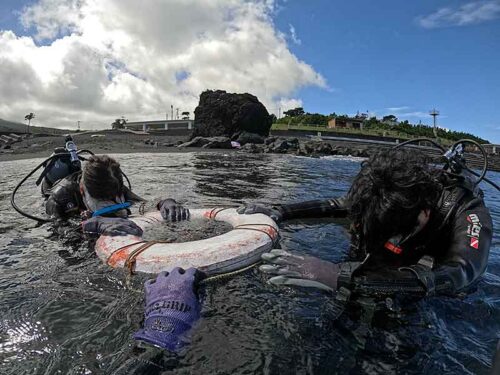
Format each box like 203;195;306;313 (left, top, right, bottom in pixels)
82;155;124;200
346;148;442;256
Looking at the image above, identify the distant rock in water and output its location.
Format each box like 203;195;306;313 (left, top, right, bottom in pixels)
192;90;272;139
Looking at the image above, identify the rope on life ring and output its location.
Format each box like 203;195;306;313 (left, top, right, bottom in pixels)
95;207;280;276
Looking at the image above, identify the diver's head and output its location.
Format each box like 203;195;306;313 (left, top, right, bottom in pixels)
80;155;126;215
346;148;442;257
81;155;123;199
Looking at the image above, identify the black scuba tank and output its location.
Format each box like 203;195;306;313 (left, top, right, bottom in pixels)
39;137;82;196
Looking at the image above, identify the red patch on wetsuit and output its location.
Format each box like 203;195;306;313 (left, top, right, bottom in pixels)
470;237;479;249
384;241;403;255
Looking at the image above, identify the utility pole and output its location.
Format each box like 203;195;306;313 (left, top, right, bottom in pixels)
429;109;439;138
176;108;179;120
278;107;281;119
171;105;174;121
77;120;81;131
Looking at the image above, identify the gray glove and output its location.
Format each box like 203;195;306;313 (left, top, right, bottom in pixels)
237;204;283;223
259;249;340;292
82;217;143;237
157;199;190;222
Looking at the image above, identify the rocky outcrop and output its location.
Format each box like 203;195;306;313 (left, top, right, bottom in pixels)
192;90;272;139
177;136;211;148
236;131;266;145
236;137;372;158
177;136;232;149
202;137;232;149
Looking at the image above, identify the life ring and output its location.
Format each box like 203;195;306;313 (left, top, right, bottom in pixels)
95;208;279;275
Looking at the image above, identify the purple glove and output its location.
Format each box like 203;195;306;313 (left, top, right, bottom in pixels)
82;217;143;237
157;199;190;222
134;267;202;352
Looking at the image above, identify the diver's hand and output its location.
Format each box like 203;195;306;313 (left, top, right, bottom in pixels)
82;217;143;237
259;249;340;292
157;199;190;222
134;267;203;352
237;204;283;223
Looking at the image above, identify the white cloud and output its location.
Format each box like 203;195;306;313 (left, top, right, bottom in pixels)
417;1;500;29
288;23;301;45
386;106;410;112
0;0;326;129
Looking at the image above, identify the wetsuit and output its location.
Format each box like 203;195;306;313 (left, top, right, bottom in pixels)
44;172;144;219
270;175;493;298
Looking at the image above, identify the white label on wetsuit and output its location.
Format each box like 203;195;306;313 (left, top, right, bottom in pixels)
466;214;482;250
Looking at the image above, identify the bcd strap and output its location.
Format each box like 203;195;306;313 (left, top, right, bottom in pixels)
399;255;436;296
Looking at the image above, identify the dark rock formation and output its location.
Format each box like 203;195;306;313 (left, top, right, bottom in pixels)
236;131;265;145
178;136;232;149
177;136;212;148
202;137;232;149
267;138;300;153
241;143;263;153
192;90;272;139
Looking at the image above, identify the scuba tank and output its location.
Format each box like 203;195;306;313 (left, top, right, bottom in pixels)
37;135;82;196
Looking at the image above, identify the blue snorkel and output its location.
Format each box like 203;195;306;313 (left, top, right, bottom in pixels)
91;202;133;217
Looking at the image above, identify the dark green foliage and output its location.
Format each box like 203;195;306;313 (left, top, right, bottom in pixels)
382;114;398;122
111;118;127;129
283;107;305;117
275;112;489;143
276;112;332;126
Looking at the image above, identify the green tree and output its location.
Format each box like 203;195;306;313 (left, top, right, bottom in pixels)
111;117;127;129
24;112;35;134
382;115;398;123
283;107;305;117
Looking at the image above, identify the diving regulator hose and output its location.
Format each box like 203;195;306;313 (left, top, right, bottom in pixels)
394;138;499;191
9;149;97;223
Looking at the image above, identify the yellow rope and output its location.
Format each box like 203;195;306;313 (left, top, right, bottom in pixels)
199;261;261;285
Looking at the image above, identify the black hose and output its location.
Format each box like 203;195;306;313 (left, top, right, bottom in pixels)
393;137;499;191
393;138;446;152
464;167;500;191
10;154;63;223
122;170;132;190
77;149;95;156
451;139;488;187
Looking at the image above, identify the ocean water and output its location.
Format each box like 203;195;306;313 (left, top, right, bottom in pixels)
0;152;498;374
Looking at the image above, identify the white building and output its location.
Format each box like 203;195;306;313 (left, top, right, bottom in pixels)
124;119;194;132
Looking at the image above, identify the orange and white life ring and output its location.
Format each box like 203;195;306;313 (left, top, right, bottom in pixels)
95;208;279;275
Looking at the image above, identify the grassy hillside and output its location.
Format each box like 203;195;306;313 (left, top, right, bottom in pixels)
271;123;460;146
0;118;69;135
274;114;489;144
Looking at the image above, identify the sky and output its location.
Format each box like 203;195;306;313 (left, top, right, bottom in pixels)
0;0;499;143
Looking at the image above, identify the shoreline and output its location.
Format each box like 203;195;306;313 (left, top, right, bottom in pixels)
1;132;499;172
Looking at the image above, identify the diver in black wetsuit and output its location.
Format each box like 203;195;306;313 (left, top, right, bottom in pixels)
239;148;493;300
43;153;189;236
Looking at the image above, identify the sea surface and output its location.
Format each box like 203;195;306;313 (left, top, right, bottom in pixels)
0;152;498;374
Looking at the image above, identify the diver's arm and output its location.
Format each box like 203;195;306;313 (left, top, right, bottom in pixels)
275;197;348;221
344;201;492;297
45;178;81;219
431;200;492;293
